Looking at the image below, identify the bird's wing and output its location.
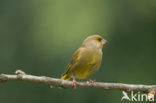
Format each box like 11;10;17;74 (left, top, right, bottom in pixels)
64;48;82;74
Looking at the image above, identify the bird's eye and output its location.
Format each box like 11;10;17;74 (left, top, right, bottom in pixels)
97;38;102;41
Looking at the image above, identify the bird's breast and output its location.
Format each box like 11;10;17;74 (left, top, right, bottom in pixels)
70;48;102;79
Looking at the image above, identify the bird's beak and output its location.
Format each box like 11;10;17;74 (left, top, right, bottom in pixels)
101;39;107;45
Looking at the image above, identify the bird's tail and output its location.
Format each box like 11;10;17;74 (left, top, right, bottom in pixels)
61;74;71;80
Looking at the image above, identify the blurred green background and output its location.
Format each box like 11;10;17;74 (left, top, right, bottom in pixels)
0;0;156;103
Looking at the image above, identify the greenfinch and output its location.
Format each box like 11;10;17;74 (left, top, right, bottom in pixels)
61;35;107;87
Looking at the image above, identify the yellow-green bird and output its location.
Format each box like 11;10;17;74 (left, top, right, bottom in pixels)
61;35;107;87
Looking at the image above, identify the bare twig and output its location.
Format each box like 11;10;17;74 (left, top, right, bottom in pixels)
0;70;156;95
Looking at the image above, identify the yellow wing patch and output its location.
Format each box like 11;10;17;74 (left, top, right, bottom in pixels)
64;49;81;74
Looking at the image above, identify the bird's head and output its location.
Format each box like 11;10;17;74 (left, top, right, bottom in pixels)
82;35;107;49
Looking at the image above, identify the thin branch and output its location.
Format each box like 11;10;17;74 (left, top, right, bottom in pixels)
0;70;156;95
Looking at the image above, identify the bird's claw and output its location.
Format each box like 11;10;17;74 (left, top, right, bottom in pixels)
88;79;96;84
72;78;77;88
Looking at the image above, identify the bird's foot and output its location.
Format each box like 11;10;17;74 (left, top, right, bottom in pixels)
88;78;96;84
72;77;77;88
